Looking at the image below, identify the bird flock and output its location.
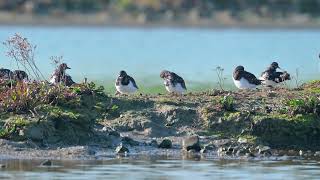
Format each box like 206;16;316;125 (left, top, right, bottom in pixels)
0;61;291;95
113;61;291;95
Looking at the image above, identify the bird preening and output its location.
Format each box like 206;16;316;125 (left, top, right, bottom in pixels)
160;70;187;94
259;62;291;87
233;62;291;90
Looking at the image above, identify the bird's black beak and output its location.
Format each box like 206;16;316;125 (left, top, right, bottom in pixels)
66;66;71;69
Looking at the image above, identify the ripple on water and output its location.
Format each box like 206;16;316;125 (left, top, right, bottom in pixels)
1;157;320;179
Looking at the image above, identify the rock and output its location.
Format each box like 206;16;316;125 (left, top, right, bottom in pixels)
201;144;215;153
257;146;271;154
245;153;256;158
217;147;227;155
41;160;52;166
314;151;320;157
287;150;299;156
305;150;313;157
226;146;238;155
158;139;172;149
121;137;139;146
236;148;250;156
212;139;231;147
299;150;303;156
182;136;201;152
19;129;25;136
149;140;158;147
249;147;257;154
0;164;6;168
115;144;129;154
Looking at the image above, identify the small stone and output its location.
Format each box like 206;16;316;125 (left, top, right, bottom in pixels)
41;160;52;166
258;146;271;154
299;150;303;156
19;129;25;136
149;140;158;147
182;136;201;152
287;150;298;156
314;151;320;157
213;139;231;147
236;148;249;156
305;150;313;157
158;139;172;149
245;153;256;158
226;146;238;155
115;145;129;154
201;144;215;153
217;147;225;154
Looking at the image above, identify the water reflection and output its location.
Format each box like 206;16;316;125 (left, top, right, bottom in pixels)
0;156;320;179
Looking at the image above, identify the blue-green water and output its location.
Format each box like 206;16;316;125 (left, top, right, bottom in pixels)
0;26;319;90
1;157;320;179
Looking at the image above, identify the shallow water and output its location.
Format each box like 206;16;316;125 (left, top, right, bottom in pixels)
1;156;320;180
0;26;319;91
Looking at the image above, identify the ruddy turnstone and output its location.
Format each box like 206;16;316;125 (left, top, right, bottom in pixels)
115;70;139;94
0;68;13;80
160;70;187;94
50;63;75;86
260;62;291;87
13;70;28;82
233;66;262;89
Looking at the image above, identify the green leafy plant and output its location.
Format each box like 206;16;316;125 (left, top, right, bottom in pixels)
285;96;320;115
219;95;235;111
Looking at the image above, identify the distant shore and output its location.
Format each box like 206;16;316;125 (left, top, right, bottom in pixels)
1;12;320;29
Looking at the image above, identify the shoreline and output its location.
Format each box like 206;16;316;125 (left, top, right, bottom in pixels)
1;14;320;30
1;81;320;161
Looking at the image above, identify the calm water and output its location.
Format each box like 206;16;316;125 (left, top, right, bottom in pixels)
0;26;319;91
0;157;320;179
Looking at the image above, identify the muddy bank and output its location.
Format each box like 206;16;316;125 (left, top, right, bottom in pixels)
1;81;320;160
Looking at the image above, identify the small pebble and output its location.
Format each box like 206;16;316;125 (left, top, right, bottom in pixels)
41;160;52;166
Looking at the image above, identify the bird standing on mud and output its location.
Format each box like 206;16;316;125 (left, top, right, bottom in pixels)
260;62;291;87
115;70;139;95
160;70;187;94
50;63;75;86
232;66;262;89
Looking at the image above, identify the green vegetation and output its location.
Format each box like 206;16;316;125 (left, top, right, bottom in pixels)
2;0;320;25
219;95;235;112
